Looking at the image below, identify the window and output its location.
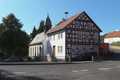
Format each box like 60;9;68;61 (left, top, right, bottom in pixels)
78;45;82;54
53;35;55;40
58;33;60;39
48;36;52;41
58;46;63;53
85;45;89;53
58;32;63;39
76;21;79;26
58;46;60;53
86;32;89;39
61;32;63;39
61;46;63;53
71;45;76;53
94;47;98;53
95;33;98;39
78;31;82;39
88;22;91;27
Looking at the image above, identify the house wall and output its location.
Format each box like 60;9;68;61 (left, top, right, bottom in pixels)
104;37;120;44
29;44;43;60
47;29;65;59
100;43;109;56
65;12;100;60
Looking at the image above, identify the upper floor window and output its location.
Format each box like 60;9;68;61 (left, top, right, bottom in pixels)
53;35;55;40
95;33;98;40
86;32;89;39
61;32;63;39
76;21;79;26
78;31;82;39
58;32;63;39
88;22;91;27
48;36;52;41
58;33;60;39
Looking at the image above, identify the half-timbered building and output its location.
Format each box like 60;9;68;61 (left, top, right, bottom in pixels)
29;11;102;61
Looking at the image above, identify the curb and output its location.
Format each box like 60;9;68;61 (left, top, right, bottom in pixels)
0;61;94;65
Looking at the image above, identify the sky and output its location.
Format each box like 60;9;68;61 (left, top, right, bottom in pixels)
0;0;120;35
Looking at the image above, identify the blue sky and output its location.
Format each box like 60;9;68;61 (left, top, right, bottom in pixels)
0;0;120;35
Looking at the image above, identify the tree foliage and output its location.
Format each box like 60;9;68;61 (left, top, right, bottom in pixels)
100;33;107;42
29;20;44;41
0;13;29;56
37;20;44;33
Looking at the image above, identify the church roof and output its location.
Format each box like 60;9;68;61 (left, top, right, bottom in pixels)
46;11;102;34
44;15;52;26
30;32;46;45
105;31;120;38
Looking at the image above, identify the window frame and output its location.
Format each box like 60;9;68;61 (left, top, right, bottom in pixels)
94;33;98;40
58;46;63;53
53;34;55;40
88;22;91;27
85;32;89;39
78;31;82;39
76;21;79;26
85;45;89;53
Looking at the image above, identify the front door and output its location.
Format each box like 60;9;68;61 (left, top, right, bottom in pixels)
53;46;55;57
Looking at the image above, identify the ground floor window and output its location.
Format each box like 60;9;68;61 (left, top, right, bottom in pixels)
78;45;82;54
58;46;63;53
85;45;89;53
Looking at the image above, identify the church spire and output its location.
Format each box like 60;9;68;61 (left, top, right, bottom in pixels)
44;14;52;33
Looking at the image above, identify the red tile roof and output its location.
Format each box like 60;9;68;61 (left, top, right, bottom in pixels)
105;31;120;38
46;12;83;34
46;11;102;34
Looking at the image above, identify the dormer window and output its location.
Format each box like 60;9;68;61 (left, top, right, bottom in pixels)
88;22;91;27
76;21;79;26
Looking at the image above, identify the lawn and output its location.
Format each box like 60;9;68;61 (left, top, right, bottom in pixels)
110;42;120;46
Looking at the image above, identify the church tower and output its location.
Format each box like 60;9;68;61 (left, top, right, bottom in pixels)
44;14;52;33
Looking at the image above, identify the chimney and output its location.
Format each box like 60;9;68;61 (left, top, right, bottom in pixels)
62;18;65;21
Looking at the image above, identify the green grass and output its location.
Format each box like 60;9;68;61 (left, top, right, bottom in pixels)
110;42;120;46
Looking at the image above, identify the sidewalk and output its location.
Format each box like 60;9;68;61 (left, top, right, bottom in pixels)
0;61;93;65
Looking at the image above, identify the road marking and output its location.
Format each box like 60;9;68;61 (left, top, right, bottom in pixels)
98;68;111;70
13;72;26;74
49;71;54;73
43;71;46;73
118;66;120;68
72;70;79;72
81;69;89;72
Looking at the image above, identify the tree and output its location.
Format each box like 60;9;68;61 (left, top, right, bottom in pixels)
29;21;44;41
37;20;44;34
29;26;37;41
100;34;107;42
0;13;29;56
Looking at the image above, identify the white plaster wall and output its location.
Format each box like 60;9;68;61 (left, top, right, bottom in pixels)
47;29;65;59
104;37;120;44
29;44;43;59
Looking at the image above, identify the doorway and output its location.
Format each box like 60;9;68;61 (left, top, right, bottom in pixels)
53;46;55;57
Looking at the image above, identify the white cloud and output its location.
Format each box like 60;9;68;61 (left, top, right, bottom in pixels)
116;29;119;31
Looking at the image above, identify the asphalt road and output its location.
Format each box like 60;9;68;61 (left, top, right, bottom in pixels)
0;47;120;80
0;60;120;80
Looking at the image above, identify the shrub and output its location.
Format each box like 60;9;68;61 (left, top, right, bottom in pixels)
34;56;40;61
27;57;33;61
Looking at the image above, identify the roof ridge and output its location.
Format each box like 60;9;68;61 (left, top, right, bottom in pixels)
46;11;84;34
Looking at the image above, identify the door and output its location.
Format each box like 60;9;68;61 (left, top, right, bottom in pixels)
53;46;55;57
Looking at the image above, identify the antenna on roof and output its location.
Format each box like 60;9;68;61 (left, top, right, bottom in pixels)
47;10;49;16
65;12;68;19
